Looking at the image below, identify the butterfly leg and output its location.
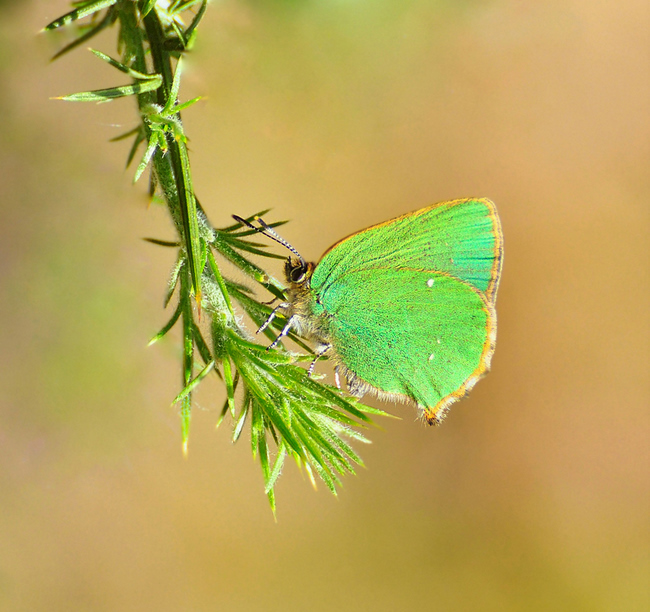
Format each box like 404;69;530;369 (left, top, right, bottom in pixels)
307;343;331;378
346;371;366;397
334;366;341;390
257;302;290;334
268;314;297;350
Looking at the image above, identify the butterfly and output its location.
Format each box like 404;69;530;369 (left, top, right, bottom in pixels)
234;198;503;424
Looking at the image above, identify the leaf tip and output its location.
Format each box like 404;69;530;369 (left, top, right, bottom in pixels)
305;465;317;490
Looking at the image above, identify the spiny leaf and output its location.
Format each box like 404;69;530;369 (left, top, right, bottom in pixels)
89;48;161;80
233;391;250;442
206;250;235;317
250;399;264;458
291;417;339;493
222;357;236;418
54;77;162;102
173;95;202;114
180;267;194;393
181;394;191;457
148;300;182;345
171;360;215;405
233;334;295;363
265;443;287;494
183;0;208;42
222;237;286;260
220;209;273;232
192;325;219;379
172;137;203;301
110;126;141;142
170;0;206;16
165;257;184;308
162;57;183;115
125;128;146;167
223;284;310;351
216;371;238;429
258;428;275;513
231;353;305;460
50;6;118;60
212;239;285;297
141;0;159;17
134;131;162;182
282;366;377;422
294;411;357;473
143;237;181;248
43;0;118;31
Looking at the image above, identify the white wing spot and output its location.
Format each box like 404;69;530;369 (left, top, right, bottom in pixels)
427;278;435;287
428;353;435;361
437;338;441;344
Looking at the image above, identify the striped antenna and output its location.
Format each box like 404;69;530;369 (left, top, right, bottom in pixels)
232;214;306;267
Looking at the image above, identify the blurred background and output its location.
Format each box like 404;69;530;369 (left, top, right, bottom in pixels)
0;0;647;610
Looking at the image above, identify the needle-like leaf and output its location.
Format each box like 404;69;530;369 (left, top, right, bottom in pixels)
43;0;118;31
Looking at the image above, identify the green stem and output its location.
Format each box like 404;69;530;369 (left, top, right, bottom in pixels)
142;10;203;301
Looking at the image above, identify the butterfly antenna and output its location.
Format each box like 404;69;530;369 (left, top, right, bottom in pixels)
232;214;306;267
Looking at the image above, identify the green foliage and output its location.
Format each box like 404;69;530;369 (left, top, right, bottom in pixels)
46;0;385;513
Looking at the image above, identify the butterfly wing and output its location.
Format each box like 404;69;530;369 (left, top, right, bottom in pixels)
313;198;502;304
310;198;502;422
319;267;495;423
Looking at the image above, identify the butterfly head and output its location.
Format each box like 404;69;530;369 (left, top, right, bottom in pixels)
285;257;314;286
231;214;314;288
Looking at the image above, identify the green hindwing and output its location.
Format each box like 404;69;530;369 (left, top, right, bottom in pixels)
320;268;493;415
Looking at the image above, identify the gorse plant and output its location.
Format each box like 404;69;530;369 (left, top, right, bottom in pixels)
45;0;385;514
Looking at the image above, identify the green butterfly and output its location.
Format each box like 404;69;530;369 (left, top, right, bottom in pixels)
238;198;503;425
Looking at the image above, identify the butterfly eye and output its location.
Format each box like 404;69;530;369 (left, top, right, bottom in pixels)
289;266;307;283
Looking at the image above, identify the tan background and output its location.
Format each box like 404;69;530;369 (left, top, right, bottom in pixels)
0;1;647;610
